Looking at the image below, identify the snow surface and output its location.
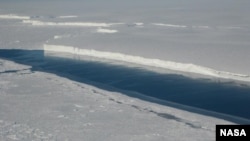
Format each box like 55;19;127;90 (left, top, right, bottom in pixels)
0;58;233;141
1;0;250;140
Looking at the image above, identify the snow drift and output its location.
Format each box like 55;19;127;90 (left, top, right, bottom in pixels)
44;44;250;82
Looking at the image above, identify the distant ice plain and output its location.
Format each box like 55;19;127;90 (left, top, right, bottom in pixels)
1;0;250;76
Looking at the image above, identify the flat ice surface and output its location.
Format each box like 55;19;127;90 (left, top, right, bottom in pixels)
1;0;250;140
0;58;233;141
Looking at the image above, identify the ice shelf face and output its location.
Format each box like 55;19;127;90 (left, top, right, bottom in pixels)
44;44;250;82
22;20;122;27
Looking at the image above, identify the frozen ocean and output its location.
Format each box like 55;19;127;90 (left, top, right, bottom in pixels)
1;0;250;140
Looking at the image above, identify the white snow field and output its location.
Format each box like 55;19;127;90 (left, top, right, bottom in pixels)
0;58;233;141
1;0;250;140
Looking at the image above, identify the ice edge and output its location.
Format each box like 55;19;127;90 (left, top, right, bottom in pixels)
0;14;30;20
96;28;118;33
43;44;250;82
22;19;123;27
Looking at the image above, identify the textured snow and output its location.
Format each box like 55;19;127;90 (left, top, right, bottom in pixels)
0;59;233;141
